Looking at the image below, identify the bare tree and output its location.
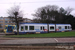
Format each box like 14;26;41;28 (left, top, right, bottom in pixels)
33;5;59;23
65;7;74;15
8;5;24;35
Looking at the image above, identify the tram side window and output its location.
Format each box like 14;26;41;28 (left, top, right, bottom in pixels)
40;26;44;30
40;26;42;30
65;26;67;29
58;26;61;29
25;26;28;30
68;26;71;29
50;26;54;30
68;26;69;29
29;26;34;30
43;27;44;30
21;26;24;31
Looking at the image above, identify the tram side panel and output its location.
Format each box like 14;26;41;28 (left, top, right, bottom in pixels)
56;24;72;32
49;24;55;32
14;23;72;34
14;23;48;34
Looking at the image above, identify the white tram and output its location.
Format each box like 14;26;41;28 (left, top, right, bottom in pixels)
14;23;72;34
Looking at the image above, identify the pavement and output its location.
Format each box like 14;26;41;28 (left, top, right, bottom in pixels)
0;38;75;45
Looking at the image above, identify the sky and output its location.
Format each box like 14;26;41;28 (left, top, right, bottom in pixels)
0;0;75;19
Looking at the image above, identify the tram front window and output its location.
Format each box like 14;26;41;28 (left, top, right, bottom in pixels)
8;26;13;32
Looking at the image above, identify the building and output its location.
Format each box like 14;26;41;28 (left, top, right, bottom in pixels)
0;17;33;32
0;17;15;32
22;18;33;23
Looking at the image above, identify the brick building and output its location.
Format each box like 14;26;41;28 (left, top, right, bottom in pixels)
22;18;33;23
0;17;15;32
0;17;33;32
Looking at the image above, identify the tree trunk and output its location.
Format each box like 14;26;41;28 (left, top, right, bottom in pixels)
15;14;19;35
17;28;19;35
17;22;19;35
55;23;56;33
47;23;49;33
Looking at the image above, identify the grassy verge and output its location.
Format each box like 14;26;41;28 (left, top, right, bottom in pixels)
4;31;75;38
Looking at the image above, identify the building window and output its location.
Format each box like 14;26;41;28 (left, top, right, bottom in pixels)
65;26;67;29
13;22;15;23
0;24;3;25
26;19;30;21
0;24;3;29
5;21;8;23
0;17;3;20
50;26;54;30
5;24;8;25
0;27;3;29
9;21;11;23
5;18;9;20
0;21;3;23
29;26;34;30
25;26;28;30
21;26;24;31
25;20;27;21
1;24;3;26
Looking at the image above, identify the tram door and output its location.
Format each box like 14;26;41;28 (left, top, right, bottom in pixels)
7;26;13;32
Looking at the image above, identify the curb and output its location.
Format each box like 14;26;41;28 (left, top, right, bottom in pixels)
4;36;75;38
0;42;75;46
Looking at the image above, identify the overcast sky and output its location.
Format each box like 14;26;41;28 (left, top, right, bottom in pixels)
0;0;75;19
